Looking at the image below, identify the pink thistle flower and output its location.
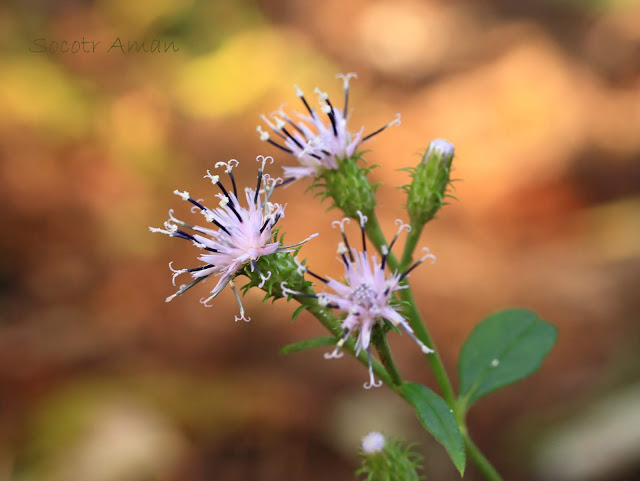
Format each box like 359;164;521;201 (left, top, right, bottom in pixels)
150;156;316;322
282;212;434;389
257;73;401;182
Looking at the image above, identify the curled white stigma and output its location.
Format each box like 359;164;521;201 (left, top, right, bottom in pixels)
336;72;358;90
258;271;272;289
204;170;220;184
321;104;331;115
214;159;238;173
163;221;178;233
332;217;351;232
168;262;188;286
234;312;251;322
173;190;190;201
420;247;437;264
293;257;307;276
364;378;382;389
200;295;215;308
324;344;344;359
167;209;188;227
256;154;274;170
394;218;412;233
364;359;383;389
271;103;288;118
356;210;368;227
280;282;298;298
389;113;402;128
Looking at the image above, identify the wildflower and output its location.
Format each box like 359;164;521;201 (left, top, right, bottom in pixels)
150;156;315;321
281;213;434;389
361;432;386;455
257;73;401;181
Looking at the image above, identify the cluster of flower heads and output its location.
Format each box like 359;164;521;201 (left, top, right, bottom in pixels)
257;73;401;181
151;74;440;390
281;212;435;389
149;156;316;321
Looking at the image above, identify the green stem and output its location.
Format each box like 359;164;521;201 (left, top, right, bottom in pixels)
367;213;503;480
464;434;503;481
373;329;403;386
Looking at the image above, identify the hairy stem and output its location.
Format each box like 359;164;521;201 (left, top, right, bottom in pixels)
373;329;403;386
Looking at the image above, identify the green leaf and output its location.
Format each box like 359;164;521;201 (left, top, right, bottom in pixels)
401;383;466;476
280;336;336;355
458;308;557;407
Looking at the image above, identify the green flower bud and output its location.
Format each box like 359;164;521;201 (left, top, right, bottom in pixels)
356;433;424;481
406;139;455;227
241;232;314;302
321;155;377;220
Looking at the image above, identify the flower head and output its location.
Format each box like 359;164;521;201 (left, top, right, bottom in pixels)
150;156;315;321
257;73;401;181
361;432;386;455
282;213;434;388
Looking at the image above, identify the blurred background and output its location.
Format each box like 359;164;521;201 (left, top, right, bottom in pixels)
1;0;639;480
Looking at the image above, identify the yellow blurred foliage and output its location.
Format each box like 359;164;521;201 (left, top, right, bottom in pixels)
176;29;306;118
97;0;193;32
0;57;90;137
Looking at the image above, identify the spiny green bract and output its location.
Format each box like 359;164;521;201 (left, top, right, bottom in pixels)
317;154;378;220
404;147;455;227
356;437;424;481
240;232;312;302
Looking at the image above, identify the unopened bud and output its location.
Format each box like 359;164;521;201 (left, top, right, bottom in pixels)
406;138;455;226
